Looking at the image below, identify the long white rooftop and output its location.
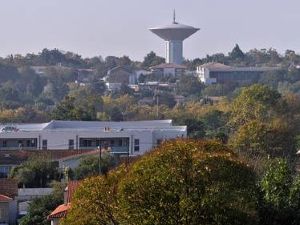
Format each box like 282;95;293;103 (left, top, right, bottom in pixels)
0;120;186;132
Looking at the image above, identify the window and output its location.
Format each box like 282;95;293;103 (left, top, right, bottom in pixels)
2;141;6;148
68;139;74;150
118;139;123;146
42;140;47;150
110;140;115;146
96;140;100;147
134;139;140;152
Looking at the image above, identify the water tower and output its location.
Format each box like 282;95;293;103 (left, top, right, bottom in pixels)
149;11;199;65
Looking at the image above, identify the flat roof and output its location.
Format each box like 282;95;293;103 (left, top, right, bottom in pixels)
199;63;279;72
0;120;186;132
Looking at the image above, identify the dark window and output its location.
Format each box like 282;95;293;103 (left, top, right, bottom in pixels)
26;140;31;147
42;140;47;150
96;140;100;147
118;139;122;146
110;140;115;146
69;140;74;150
3;141;7;147
134;139;139;152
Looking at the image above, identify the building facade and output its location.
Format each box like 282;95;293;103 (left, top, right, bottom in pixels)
197;63;278;85
0;120;187;156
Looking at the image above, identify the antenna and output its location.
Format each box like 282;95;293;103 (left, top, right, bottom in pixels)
173;9;176;24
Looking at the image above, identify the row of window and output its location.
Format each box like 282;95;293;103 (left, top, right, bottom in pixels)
0;138;143;152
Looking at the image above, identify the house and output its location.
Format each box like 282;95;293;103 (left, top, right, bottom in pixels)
0;120;187;156
0;179;18;225
0;195;13;225
150;63;187;77
0;149;95;178
196;62;279;85
48;181;80;225
105;67;152;91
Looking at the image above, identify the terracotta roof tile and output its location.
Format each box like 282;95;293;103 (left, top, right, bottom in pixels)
48;203;70;219
0;194;12;202
0;179;18;198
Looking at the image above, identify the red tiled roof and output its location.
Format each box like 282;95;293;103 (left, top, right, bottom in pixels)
48;203;70;219
0;179;18;198
0;149;94;165
48;181;81;220
0;194;12;202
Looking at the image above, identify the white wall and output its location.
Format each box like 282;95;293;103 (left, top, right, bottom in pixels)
0;128;186;156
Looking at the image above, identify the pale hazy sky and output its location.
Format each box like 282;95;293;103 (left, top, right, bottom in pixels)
1;0;300;60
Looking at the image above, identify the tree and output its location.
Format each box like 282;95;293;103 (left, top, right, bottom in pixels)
229;44;245;62
259;159;300;225
141;51;165;68
10;155;60;188
51;89;104;121
61;167;126;225
19;181;64;225
118;140;258;225
74;154;116;180
229;84;281;128
176;75;203;97
229;84;298;159
63;139;258;225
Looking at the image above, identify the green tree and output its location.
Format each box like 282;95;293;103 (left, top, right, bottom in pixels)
229;84;298;159
19;181;65;225
229;44;245;62
176;75;203;97
259;159;300;225
63;139;258;225
74;154;116;180
10;155;60;188
141;51;165;68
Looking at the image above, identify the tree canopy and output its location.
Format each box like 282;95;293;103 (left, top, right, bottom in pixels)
62;139;258;225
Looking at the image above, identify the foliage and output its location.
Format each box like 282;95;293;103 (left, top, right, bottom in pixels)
141;51;165;68
229;84;298;159
19;181;65;225
74;154;116;180
61;166;126;225
176;74;203;97
229;44;245;63
259;159;300;225
10;155;60;188
63;139;258;225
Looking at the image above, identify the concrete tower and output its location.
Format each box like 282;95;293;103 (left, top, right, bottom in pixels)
149;11;199;65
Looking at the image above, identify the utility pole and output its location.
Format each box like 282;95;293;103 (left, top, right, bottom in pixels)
98;145;102;175
156;86;159;119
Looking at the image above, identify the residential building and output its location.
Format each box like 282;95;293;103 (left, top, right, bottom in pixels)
105;66;151;91
0;149;95;178
0;179;18;225
48;181;80;225
0;120;187;156
150;63;187;77
197;62;278;85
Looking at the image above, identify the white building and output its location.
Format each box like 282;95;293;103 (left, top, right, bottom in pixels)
150;63;187;77
0;120;187;156
197;62;279;85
